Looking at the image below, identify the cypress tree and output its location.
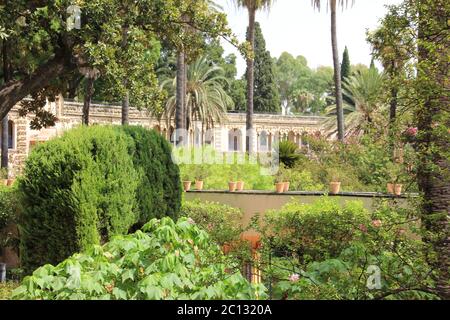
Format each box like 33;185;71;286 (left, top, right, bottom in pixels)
341;46;351;82
248;22;281;113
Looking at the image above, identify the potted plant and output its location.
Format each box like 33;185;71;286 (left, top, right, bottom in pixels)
0;168;8;186
228;169;237;192
182;173;192;192
386;162;401;194
235;165;245;191
193;166;207;191
281;166;290;192
328;169;342;194
274;171;285;193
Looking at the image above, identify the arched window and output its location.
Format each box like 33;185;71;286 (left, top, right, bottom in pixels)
228;129;242;152
1;120;15;149
259;131;268;152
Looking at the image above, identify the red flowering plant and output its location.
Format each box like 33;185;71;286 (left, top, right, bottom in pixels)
402;127;418;144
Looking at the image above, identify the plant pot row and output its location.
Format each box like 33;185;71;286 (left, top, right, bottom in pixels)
387;183;403;196
275;182;290;193
228;181;245;192
183;180;205;192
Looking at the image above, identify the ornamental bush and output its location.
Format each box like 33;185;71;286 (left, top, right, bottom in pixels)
121;126;181;225
181;199;244;246
18;125;181;273
12;217;266;300
18;126;139;273
261;197;371;265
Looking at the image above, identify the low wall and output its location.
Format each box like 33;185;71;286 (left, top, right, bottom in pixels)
184;190;416;227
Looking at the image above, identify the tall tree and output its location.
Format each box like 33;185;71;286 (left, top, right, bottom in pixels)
367;6;412;127
340;46;351;81
235;0;276;153
313;0;354;141
415;0;449;299
163;56;233;131
251;22;281;113
0;1;241;128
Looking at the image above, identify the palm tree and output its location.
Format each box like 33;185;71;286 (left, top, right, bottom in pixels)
312;0;354;141
163;56;233;140
324;67;385;137
235;0;276;153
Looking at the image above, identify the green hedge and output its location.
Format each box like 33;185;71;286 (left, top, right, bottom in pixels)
121;126;181;224
18;125;181;273
181;199;243;246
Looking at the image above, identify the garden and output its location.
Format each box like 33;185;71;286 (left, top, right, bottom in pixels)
0;0;448;301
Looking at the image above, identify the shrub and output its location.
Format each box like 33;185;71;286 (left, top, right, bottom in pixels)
259;199;437;300
181;200;244;245
277;140;301;168
0;186;20;258
261;197;371;265
0;185;18;231
18;126;139;273
121;126;181;224
12;217;266;300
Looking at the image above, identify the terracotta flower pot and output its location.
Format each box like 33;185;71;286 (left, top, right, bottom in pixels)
329;181;341;194
183;181;192;192
236;181;245;191
275;182;285;193
195;180;204;191
387;183;395;194
222;243;232;255
228;181;237;192
283;182;290;192
394;184;403;196
7;179;15;186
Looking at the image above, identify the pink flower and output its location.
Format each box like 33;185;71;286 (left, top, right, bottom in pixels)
187;218;195;225
289;273;300;282
358;224;368;233
405;127;418;136
371;220;382;228
207;223;213;231
397;228;406;236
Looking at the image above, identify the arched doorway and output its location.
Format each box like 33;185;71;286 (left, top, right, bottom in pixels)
228;129;242;152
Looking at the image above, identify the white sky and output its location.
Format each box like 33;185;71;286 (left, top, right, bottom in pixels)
217;0;404;77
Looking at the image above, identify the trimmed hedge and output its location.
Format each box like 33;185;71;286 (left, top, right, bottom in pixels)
18;125;181;273
121;126;181;224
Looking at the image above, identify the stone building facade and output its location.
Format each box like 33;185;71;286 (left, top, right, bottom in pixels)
1;98;327;177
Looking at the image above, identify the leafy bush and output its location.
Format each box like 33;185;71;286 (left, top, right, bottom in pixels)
259;199;438;300
0;185;18;230
18;126;181;273
0;186;20;262
181;200;244;246
121;126;181;224
12;217;267;300
261;198;371;264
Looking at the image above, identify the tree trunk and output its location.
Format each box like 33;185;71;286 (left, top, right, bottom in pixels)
1;37;11;170
389;62;398;123
330;1;345;141
121;24;129;126
0;53;72;120
246;8;256;153
82;77;94;125
416;0;449;300
176;51;185;145
67;74;83;100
